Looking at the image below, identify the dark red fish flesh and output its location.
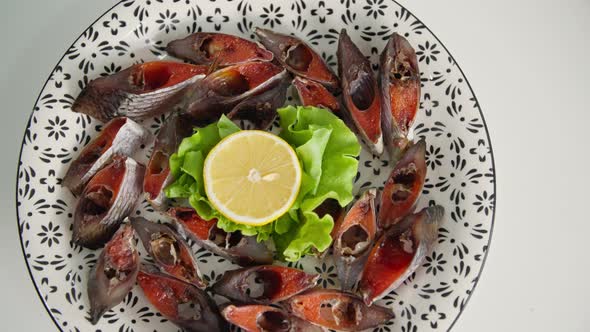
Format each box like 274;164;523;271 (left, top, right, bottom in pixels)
360;205;444;305
337;29;383;155
255;28;340;93
73;156;144;249
293;77;340;113
167;32;273;66
143;113;194;209
87;224;139;324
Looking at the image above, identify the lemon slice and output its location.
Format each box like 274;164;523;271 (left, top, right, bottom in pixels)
203;130;302;226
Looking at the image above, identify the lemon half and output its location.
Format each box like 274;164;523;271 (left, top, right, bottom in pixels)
203;130;302;226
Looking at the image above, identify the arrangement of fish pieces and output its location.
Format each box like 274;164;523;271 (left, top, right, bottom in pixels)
61;28;444;331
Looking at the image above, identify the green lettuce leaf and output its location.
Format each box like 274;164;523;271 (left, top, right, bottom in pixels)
274;106;361;260
165;114;239;202
164;106;360;261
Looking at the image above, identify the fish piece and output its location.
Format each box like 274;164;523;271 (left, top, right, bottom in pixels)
143;114;194;209
73;156;144;249
307;199;345;258
137;264;228;332
332;189;377;290
380;34;419;163
337;29;383;155
167;32;274;66
72;61;208;122
380;33;420;159
213;265;318;304
227;74;289;130
285;289;394;331
168;208;273;266
130;216;206;288
293;77;340;113
255;28;340;93
63;117;151;196
360;206;444;305
222;304;323;332
184;62;288;127
378;140;426;229
88;224;139;324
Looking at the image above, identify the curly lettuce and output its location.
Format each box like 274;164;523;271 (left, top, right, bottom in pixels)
165;106;361;261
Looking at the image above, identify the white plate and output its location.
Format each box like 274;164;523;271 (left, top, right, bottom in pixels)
16;0;496;331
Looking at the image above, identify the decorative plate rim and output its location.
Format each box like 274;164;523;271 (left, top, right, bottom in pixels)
13;1;497;331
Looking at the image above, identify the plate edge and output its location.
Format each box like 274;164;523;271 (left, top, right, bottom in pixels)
390;1;498;330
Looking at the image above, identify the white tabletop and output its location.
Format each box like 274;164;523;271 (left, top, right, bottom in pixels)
1;0;589;330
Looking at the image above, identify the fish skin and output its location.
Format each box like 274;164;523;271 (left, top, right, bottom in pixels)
183;62;288;127
227;72;290;130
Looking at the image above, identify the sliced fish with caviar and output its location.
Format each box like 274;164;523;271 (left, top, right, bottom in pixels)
73;156;144;249
130;216;206;289
293;77;340;113
63;117;151;196
143;113;193;209
378;139;426;229
72;61;208;122
184;61;289;128
332;188;377;290
255;28;340;93
360;206;444;305
137;264;227;332
380;33;420;161
284;289;394;331
168;208;273;266
167;32;274;66
87;224;139;324
213;265;318;304
222;304;323;332
337;29;383;155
